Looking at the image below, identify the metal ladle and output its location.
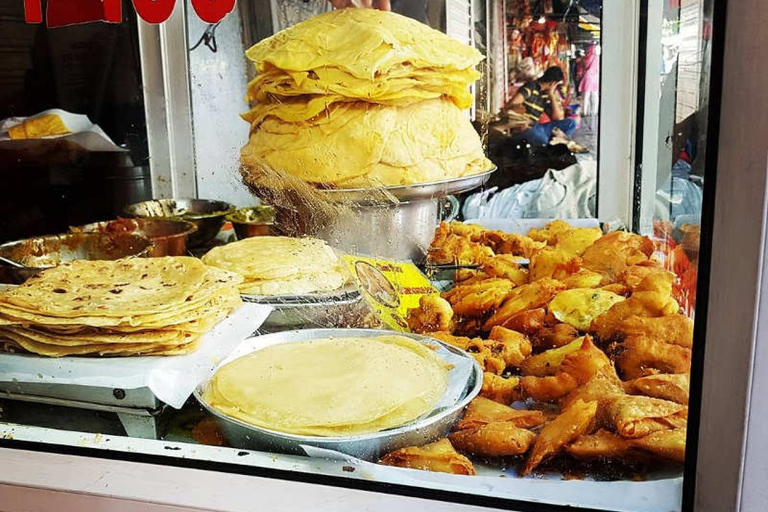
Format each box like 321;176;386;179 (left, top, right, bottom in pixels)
0;256;26;269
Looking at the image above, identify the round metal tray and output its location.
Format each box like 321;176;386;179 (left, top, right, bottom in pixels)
194;328;483;460
241;286;363;329
316;168;496;203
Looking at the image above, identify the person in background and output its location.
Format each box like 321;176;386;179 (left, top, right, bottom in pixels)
328;0;428;23
579;44;600;119
508;66;576;146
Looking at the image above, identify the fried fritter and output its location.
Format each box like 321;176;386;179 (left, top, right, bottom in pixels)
405;295;455;334
520;337;584;376
487;326;532;367
443;278;518;318
532;322;581;350
582;231;655;282
480;372;522;404
480;254;529;285
529;247;581;281
614;335;692;380
483;279;564;331
500;308;548;335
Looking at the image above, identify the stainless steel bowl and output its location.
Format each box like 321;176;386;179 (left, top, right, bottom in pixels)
76;218;197;257
226;206;277;240
0;233;152;283
124;199;235;247
195;328;483;460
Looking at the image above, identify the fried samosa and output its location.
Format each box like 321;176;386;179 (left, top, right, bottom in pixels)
450;422;537;458
522;399;598;475
614;336;692;380
625;373;690;405
598;395;687;439
456;396;545;430
380;438;476;475
631;428;687;463
520;337;584;377
566;429;639;461
487;326;532;367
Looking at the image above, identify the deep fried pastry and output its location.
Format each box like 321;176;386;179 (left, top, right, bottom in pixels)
500;308;548;335
521;337;583;376
406;295;455;334
443;278;518;318
520;336;612;402
480;372;522;404
619;315;694;348
487;326;532;367
450;422;537;457
548;288;626;331
559;366;624;410
582;231;655;282
590;273;681;342
428;332;507;374
566;429;639;461
480;255;529;285
522;399;598;475
486;232;546;259
529;247;581;281
614;336;692;380
456;396;545;430
598;395;687;439
554;227;603;257
532;323;581;350
625;373;690;405
527;220;575;245
484;279;564;331
562;269;605;289
631;428;686;463
428;223;494;265
380;438;476;475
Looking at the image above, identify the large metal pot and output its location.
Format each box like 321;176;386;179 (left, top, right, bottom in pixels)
267;171;493;262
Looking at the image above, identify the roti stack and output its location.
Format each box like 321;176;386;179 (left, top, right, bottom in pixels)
201;236;347;296
240;8;493;189
204;335;450;436
0;257;243;357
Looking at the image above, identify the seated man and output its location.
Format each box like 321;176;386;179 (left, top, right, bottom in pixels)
509;66;577;146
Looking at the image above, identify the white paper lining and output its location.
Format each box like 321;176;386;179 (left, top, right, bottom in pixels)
0;303;272;408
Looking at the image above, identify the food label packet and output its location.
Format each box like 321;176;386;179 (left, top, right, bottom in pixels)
341;255;438;332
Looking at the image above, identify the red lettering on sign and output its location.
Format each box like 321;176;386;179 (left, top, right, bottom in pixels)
132;0;176;23
47;0;120;27
23;0;43;23
190;0;235;23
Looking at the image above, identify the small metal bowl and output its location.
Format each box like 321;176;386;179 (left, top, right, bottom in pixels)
124;199;235;247
0;232;152;282
226;206;277;240
195;329;483;460
76;218;197;257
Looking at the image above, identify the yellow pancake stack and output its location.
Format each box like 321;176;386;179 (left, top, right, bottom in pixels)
201;236;347;296
0;257;242;357
204;335;450;436
240;8;493;189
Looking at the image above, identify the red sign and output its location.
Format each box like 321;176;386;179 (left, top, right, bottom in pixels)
24;0;236;26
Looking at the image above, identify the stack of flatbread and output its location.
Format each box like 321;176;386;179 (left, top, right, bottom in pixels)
201;236;347;296
0;257;242;357
240;8;493;189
